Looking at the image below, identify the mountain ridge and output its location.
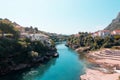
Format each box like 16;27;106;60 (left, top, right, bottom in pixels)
105;12;120;31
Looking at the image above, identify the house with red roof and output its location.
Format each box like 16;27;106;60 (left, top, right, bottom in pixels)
111;30;120;35
92;31;99;37
74;34;80;37
92;30;110;38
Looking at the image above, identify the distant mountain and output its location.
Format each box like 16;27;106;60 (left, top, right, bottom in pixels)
105;12;120;31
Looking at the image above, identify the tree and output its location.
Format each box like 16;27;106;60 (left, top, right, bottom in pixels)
34;27;38;32
0;20;20;38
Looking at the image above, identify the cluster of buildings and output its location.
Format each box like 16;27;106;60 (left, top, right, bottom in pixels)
91;30;120;38
21;33;52;47
15;26;53;47
74;29;120;38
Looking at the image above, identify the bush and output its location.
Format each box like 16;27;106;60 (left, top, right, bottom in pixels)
67;33;120;51
30;51;39;57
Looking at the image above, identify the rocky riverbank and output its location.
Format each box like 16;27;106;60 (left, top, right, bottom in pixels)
80;49;120;80
80;69;120;80
0;52;59;76
75;47;90;53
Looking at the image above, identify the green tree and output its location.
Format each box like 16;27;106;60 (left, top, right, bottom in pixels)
0;20;20;38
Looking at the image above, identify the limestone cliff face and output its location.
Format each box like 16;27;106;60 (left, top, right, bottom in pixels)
105;12;120;31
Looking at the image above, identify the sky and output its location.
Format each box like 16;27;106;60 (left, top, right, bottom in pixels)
0;0;120;34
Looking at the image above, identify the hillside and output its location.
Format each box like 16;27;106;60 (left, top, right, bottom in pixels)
0;18;68;42
0;18;59;75
105;12;120;31
0;18;20;38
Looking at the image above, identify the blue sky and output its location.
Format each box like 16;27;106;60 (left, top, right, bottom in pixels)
0;0;120;34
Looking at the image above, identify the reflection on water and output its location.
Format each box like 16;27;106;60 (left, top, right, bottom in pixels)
0;43;87;80
23;58;57;80
0;58;57;80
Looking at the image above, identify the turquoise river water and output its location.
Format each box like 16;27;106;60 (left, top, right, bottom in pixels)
0;43;88;80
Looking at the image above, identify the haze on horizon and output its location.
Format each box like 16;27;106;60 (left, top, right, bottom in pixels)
1;0;120;34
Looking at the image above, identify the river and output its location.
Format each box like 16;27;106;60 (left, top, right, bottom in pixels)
0;43;88;80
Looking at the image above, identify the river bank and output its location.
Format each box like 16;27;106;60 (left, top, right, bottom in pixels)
80;69;120;80
0;43;86;80
80;48;120;80
0;51;59;76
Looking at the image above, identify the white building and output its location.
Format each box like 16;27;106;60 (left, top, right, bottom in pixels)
27;33;48;41
92;30;110;38
20;33;52;47
98;30;110;38
111;30;120;35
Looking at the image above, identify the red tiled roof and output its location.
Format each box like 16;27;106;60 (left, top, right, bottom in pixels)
113;30;120;33
93;31;99;35
74;34;80;37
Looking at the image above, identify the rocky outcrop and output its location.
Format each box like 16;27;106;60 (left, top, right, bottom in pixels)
80;69;120;80
80;49;120;80
86;49;120;69
53;53;59;57
105;12;120;31
0;52;59;76
75;47;90;53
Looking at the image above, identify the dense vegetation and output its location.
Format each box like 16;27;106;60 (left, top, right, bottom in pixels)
17;24;69;42
66;32;120;50
49;34;69;42
0;19;20;38
24;26;39;33
0;38;56;64
0;18;57;75
39;31;69;42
